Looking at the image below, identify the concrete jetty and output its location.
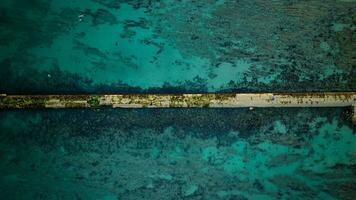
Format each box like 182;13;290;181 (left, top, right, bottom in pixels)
0;92;355;122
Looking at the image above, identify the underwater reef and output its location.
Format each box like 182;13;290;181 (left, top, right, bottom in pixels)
0;1;355;199
0;0;355;94
0;108;355;199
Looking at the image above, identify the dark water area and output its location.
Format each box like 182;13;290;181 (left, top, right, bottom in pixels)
0;0;355;94
0;108;355;199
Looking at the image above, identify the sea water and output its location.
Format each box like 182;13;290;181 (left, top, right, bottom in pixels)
0;0;355;93
0;108;355;199
0;1;355;199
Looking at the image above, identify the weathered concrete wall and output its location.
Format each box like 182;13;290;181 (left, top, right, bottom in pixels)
0;92;354;108
1;92;355;123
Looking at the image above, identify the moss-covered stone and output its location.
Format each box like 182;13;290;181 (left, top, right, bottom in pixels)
87;96;100;107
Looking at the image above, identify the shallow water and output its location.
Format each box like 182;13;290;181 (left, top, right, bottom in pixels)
0;108;355;199
0;1;355;200
0;0;355;93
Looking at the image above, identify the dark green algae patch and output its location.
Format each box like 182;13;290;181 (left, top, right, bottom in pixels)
87;96;101;107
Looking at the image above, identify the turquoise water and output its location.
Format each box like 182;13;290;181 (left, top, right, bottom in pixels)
0;1;356;199
0;0;355;93
0;108;355;199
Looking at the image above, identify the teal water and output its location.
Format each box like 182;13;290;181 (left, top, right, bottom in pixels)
0;1;356;199
0;0;355;93
0;108;355;199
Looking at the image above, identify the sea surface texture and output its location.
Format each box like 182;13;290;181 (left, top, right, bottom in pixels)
0;0;355;93
0;1;355;200
0;108;355;200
